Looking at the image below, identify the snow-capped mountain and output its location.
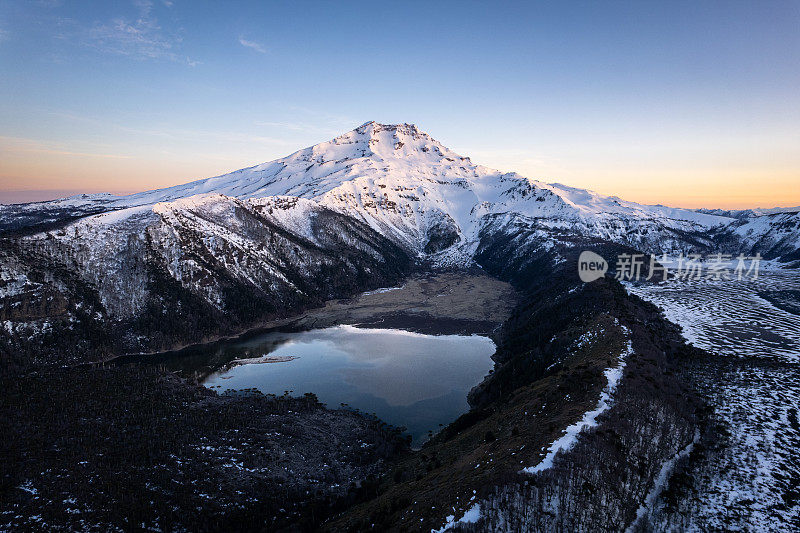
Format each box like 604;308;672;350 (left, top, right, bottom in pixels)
1;121;798;362
2;122;732;259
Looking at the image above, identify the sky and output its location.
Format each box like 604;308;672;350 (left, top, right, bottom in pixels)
0;0;798;209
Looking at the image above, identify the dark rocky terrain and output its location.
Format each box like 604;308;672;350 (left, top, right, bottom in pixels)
0;245;713;532
0;366;408;531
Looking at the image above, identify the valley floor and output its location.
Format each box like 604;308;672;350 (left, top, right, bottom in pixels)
116;271;519;363
277;271;519;336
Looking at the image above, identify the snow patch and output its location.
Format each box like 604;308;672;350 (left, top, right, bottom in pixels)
521;337;633;475
361;285;403;296
432;502;482;532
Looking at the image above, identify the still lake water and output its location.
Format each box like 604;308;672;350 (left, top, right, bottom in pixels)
144;325;496;445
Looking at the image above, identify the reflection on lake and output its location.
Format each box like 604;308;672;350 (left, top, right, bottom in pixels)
143;325;496;445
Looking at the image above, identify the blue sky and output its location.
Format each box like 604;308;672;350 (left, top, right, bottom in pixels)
1;0;798;207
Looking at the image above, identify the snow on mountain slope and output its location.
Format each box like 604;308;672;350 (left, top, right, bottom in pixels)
23;121;726;261
23;204;157;317
4;121;796;326
2;192;411;363
19;193;407;320
717;211;800;261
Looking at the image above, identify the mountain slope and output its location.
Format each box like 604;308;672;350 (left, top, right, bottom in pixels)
1;194;411;364
123;122;735;258
713;211;800;262
696;206;800;219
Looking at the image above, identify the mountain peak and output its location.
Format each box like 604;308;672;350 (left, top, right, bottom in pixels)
355;121;423;134
347;121;431;146
330;121;464;163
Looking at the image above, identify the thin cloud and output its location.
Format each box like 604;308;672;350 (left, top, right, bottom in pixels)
239;37;267;54
87;18;174;60
58;0;195;65
113;125;296;147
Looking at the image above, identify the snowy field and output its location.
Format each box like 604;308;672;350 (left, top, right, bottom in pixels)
627;268;800;530
626;267;800;363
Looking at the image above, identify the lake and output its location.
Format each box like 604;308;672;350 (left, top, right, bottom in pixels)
142;325;496;445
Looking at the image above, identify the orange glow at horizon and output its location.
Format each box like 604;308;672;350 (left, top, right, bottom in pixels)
1;146;798;210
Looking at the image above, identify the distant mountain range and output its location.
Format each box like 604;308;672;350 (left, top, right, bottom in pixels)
695;206;800;219
1;122;799;362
